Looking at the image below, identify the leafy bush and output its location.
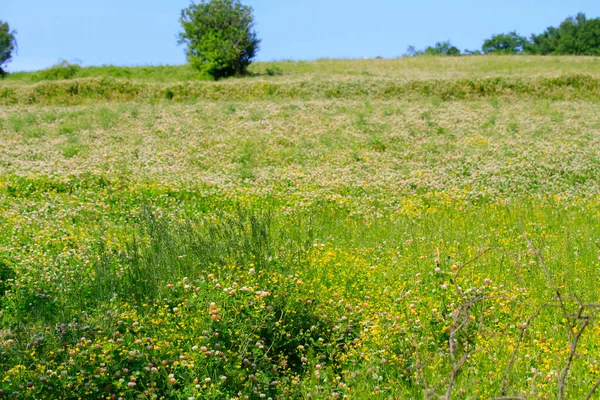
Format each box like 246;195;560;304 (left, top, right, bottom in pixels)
266;67;283;76
178;0;260;80
35;61;82;81
425;41;461;56
408;41;461;57
482;31;529;54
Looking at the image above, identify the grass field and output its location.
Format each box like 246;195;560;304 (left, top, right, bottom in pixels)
1;57;600;399
6;56;600;83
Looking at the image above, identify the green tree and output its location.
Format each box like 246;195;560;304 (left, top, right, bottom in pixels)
404;45;417;57
178;0;260;80
0;20;17;78
424;41;461;56
529;13;600;55
482;31;529;54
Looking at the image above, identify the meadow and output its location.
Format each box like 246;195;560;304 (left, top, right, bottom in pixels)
1;57;600;399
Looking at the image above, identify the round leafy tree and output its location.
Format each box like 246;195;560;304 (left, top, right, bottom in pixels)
0;20;17;78
178;0;260;80
482;31;529;54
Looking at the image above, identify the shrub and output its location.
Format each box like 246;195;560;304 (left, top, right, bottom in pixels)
424;41;461;56
482;31;529;54
35;61;82;81
407;41;461;57
178;0;260;80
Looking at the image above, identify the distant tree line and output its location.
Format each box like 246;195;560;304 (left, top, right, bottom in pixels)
407;13;600;56
2;8;600;81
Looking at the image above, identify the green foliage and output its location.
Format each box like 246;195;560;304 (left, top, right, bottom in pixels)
482;31;529;54
403;45;416;57
0;260;15;299
2;58;600;397
265;66;283;76
406;41;461;57
529;13;600;55
6;57;600;86
3;73;600;105
423;41;461;56
7;64;204;83
178;0;260;80
405;13;600;57
34;61;82;81
0;20;17;78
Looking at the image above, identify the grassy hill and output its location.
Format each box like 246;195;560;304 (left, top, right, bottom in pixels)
1;57;600;399
3;57;600;106
6;56;600;82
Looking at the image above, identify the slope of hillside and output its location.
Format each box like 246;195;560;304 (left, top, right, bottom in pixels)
1;57;599;399
6;55;600;83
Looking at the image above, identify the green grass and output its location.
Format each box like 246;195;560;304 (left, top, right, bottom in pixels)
1;57;600;399
3;73;600;106
5;63;206;83
5;56;600;83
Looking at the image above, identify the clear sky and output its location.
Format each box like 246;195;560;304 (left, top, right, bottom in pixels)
2;0;600;72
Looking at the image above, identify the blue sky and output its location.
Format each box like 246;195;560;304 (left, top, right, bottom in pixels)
2;0;600;72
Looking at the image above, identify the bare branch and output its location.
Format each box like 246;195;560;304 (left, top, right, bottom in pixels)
453;247;494;284
520;220;596;400
585;378;600;400
500;301;550;396
558;310;590;400
444;352;469;400
520;218;571;335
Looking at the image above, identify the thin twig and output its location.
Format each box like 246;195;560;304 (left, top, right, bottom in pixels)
558;307;590;400
453;247;494;285
585;377;600;400
448;295;486;358
444;352;469;400
520;219;571;336
500;301;549;396
520;220;598;400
